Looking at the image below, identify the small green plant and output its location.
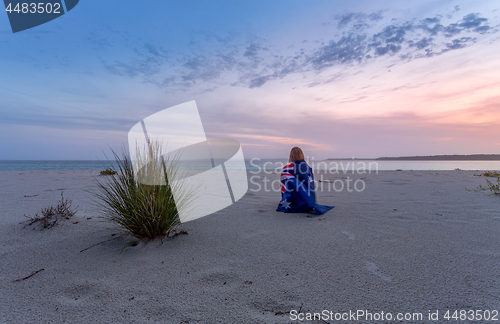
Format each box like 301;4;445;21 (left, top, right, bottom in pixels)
94;142;194;239
24;192;77;229
454;168;461;171
476;176;500;195
482;171;500;177
100;168;117;175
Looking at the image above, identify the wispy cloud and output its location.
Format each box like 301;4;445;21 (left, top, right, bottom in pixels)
98;10;496;92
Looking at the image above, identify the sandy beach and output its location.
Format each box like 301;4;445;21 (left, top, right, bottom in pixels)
1;169;499;323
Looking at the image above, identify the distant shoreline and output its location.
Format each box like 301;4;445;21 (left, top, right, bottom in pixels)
376;154;500;161
328;154;500;161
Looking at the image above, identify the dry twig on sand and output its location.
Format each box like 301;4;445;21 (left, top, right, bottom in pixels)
24;192;77;229
13;269;44;282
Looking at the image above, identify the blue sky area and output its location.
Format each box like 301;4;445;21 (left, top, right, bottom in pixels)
1;0;499;159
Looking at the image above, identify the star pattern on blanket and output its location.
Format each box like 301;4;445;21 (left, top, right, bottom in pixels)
281;199;291;209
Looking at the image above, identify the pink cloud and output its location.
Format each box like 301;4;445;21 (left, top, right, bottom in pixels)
216;95;500;158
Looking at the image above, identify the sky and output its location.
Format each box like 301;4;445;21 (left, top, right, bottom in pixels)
0;0;499;160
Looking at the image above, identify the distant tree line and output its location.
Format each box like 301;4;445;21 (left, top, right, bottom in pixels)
376;154;500;161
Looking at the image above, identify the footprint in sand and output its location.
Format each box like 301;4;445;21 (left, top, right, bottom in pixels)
365;261;391;282
341;230;355;240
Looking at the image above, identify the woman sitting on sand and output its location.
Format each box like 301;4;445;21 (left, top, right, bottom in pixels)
276;147;334;215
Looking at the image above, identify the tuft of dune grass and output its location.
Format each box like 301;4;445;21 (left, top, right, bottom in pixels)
100;168;117;176
94;142;195;239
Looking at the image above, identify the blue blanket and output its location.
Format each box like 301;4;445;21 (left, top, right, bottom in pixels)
276;159;334;215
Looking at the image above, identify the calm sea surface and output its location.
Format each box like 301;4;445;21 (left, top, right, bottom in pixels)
1;159;499;171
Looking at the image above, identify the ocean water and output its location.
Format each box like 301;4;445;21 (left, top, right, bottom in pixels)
246;159;500;172
0;160;119;171
0;159;499;171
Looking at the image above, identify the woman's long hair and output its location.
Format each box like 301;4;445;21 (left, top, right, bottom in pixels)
289;147;305;163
